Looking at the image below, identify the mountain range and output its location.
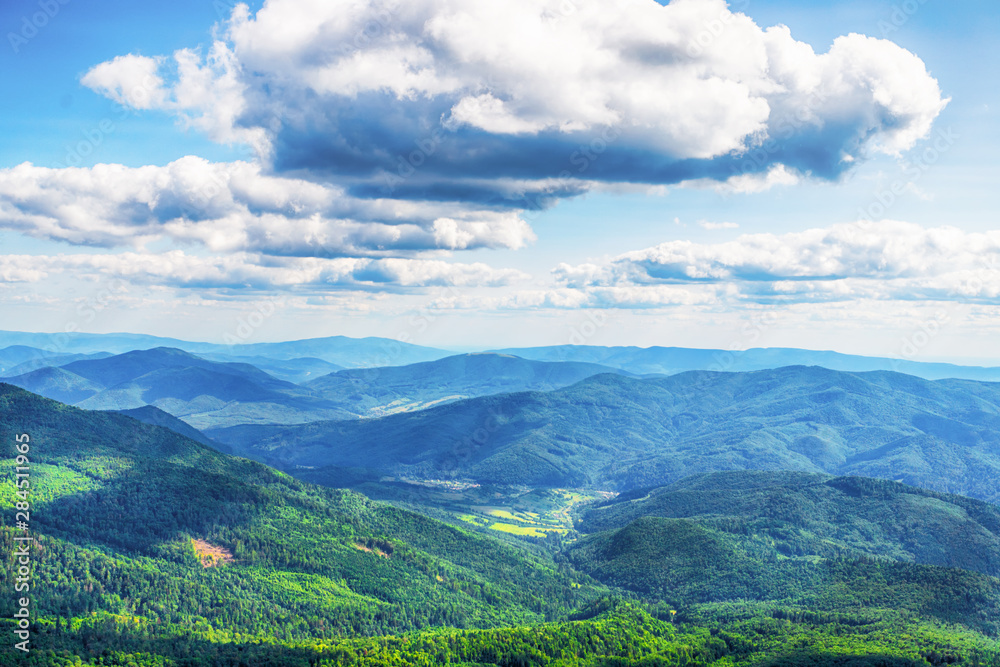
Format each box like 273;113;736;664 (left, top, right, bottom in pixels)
5;329;1000;382
211;366;1000;502
2;348;633;429
4;383;1000;664
0;330;452;367
493;345;1000;382
302;352;633;417
0;384;598;636
3;347;355;429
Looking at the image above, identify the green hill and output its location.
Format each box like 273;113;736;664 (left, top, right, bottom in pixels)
565;471;1000;636
579;471;1000;575
0;384;600;641
211;366;1000;501
3;386;1000;665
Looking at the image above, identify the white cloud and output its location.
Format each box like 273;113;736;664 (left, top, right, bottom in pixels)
551;221;1000;306
0;158;536;256
698;221;740;230
81;0;948;197
0;252;526;291
80;54;168;110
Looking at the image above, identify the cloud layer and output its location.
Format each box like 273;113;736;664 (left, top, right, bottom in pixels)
0;251;525;291
1;0;957;302
0;158;535;256
552;221;1000;306
84;0;948;205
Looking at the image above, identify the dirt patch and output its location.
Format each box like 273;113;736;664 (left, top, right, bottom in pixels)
192;539;235;568
352;542;390;559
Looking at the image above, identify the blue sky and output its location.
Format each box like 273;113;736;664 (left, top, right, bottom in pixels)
0;0;998;362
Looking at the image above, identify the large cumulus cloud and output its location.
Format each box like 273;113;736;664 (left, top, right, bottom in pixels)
82;0;948;206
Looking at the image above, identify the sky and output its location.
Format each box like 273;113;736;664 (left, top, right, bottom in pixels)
0;0;998;363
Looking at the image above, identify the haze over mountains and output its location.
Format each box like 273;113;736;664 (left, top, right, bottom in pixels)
5;329;1000;382
303;353;634;417
212;366;1000;502
0;330;450;367
1;346;632;428
494;345;1000;382
3;348;356;429
5;332;1000;666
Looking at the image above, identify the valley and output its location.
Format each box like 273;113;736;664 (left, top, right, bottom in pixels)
4;335;1000;666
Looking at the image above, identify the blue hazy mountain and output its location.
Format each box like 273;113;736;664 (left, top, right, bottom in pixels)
304;352;634;417
4;329;1000;380
211;366;1000;502
492;345;1000;382
197;354;344;383
0;330;452;367
0;345;112;376
5;347;355;429
5;349;629;428
2;365;107;404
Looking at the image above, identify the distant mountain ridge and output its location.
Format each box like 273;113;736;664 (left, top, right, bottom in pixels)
492;344;1000;382
3;329;1000;381
210;366;1000;502
5;347;356;429
0;330;452;367
304;352;634;417
4;349;639;429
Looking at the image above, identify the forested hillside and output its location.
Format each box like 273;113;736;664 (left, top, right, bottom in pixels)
211;367;1000;501
4;385;1000;665
0;384;600;641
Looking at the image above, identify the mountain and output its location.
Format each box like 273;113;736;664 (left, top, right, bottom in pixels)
0;384;599;642
565;471;1000;636
304;352;634;417
113;404;233;453
577;470;1000;579
2;365;106;404
5;349;630;429
4;385;1000;665
198;354;344;383
210;366;1000;501
493;345;1000;382
5;347;355;429
0;329;452;367
205;335;451;367
0;345;111;376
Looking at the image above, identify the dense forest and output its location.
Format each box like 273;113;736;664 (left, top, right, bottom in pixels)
3;383;1000;665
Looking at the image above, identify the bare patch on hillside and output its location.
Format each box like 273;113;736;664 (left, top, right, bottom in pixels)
192;539;235;568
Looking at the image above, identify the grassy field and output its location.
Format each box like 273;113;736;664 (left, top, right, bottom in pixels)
452;488;614;540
